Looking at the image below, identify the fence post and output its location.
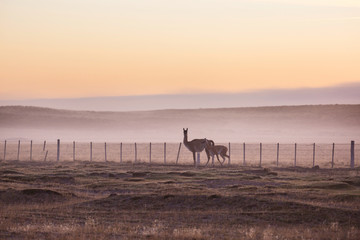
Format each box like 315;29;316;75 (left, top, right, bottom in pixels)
351;141;355;168
176;142;182;164
228;142;231;165
259;143;262;167
90;142;93;161
17;140;20;161
164;142;166;164
73;141;76;161
276;143;279;167
57;139;60;162
3;140;6;161
331;143;335;168
120;142;122;163
44;150;48;161
30;140;33;161
313;143;316;167
135;142;137;163
149;142;152;164
294;143;297;167
243;142;246;166
105;142;107;162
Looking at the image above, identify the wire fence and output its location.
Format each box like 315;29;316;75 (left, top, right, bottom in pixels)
0;140;358;168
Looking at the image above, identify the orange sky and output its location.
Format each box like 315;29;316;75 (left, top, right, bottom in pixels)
1;0;359;99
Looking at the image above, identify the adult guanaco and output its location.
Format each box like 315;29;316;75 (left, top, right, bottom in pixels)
182;128;212;166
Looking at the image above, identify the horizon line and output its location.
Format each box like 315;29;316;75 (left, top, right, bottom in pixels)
1;82;360;102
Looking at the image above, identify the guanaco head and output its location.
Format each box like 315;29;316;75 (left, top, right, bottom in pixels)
205;139;215;148
183;128;188;136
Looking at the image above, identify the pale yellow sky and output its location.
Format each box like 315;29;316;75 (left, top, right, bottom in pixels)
1;0;359;99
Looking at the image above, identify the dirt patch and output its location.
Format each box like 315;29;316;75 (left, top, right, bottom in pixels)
21;188;62;196
88;172;130;178
304;182;354;190
201;179;285;188
343;177;360;187
131;172;150;177
0;188;66;204
37;176;76;184
180;171;197;177
124;178;144;182
243;168;278;176
0;170;23;175
332;194;360;202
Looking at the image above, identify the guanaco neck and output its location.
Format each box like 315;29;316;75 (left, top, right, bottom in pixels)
183;132;188;145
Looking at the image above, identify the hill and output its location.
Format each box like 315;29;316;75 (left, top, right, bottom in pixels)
1;83;360;111
0;105;359;142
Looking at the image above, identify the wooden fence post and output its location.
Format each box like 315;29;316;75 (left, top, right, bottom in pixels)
176;142;182;164
90;142;93;161
73;141;76;161
331;143;335;168
228;142;231;165
351;141;355;168
149;142;152;164
276;143;279;167
243;142;246;166
120;142;122;163
30;140;33;161
44;150;48;161
313;143;316;167
164;142;166;164
17;140;20;161
105;142;107;162
294;143;297;167
3;140;6;161
57;139;60;162
135;142;137;163
259;143;262;167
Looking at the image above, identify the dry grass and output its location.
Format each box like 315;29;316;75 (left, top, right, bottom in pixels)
1;160;360;239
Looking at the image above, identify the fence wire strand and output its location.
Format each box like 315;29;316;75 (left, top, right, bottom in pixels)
0;140;358;168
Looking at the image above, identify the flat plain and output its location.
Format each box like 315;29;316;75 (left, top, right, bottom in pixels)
1;161;360;239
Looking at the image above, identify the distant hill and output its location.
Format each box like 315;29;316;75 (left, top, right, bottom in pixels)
0;105;359;142
1;83;360;111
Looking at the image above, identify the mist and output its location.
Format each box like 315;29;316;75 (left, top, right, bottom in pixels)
1;105;359;143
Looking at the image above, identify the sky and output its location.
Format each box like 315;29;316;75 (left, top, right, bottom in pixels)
1;0;360;100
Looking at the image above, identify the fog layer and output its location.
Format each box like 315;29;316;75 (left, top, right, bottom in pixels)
0;105;359;143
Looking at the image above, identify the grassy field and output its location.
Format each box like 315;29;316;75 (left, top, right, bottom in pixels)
1;161;360;239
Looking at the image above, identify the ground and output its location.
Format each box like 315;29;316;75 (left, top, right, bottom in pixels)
0;161;360;239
